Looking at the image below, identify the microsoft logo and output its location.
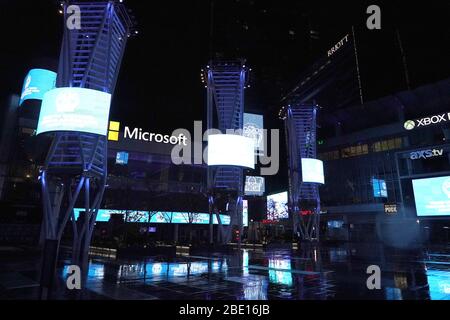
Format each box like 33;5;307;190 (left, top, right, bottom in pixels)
108;121;120;141
107;121;187;145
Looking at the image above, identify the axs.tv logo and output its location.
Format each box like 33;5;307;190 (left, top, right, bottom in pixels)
410;148;444;160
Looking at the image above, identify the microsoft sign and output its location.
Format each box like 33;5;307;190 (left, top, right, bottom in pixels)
404;112;450;131
108;121;187;145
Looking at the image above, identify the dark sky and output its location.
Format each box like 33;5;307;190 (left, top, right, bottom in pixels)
1;0;449;193
2;1;449;127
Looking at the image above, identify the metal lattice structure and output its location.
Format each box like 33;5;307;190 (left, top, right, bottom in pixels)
204;59;249;244
39;1;134;296
282;104;321;241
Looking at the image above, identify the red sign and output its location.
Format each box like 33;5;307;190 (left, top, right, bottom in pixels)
262;219;279;224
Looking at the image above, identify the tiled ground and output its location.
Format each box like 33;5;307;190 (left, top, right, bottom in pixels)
0;243;449;300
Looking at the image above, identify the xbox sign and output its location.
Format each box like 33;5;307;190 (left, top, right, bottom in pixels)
404;112;450;131
404;120;415;130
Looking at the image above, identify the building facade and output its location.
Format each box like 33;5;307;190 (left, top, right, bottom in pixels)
318;77;450;244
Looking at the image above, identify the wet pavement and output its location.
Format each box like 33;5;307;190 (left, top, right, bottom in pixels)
1;243;450;300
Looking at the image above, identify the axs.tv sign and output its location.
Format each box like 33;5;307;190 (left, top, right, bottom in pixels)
404;112;450;131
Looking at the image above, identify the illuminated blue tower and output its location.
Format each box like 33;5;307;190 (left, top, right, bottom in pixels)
203;59;250;244
281;104;321;241
39;0;135;296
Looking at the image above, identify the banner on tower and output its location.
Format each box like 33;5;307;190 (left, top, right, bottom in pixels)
19;69;57;106
37;87;111;136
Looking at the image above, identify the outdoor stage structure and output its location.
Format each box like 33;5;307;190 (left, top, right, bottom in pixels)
280;104;322;241
203;60;250;245
38;1;134;296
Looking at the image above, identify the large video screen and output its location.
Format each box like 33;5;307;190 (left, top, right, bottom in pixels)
372;178;388;198
73;209;240;225
267;191;288;220
301;158;325;184
242;199;248;227
116;151;129;165
426;269;450;300
412;176;450;217
243;113;264;154
20;69;57;106
245;176;265;196
207;134;255;169
36;87;111;136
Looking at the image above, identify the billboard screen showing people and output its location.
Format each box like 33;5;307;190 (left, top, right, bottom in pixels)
267;191;288;220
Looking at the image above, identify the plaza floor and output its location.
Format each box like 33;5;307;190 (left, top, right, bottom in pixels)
0;243;449;300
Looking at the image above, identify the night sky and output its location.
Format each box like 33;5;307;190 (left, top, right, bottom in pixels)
1;0;449;192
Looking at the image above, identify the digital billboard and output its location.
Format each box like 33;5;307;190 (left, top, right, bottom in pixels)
73;209;239;225
36;87;111;136
243;113;264;154
301;158;325;184
115;151;129;165
207;134;255;169
372;178;388;198
327;220;344;229
73;209;114;222
245;176;265;196
426;269;450;300
412;176;450;217
267;191;288;220
242;199;248;227
19;69;57;106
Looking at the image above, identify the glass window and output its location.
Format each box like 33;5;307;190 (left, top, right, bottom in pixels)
388;139;395;149
361;145;368;155
371;137;403;153
319;150;341;161
340;144;368;158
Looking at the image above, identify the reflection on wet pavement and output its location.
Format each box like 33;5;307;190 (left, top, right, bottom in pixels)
1;243;450;300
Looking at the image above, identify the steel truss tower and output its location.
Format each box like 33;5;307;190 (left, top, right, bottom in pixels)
282;104;321;241
203;60;249;245
39;0;134;296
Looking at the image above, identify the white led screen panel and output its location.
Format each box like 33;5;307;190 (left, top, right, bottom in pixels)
207;134;255;169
